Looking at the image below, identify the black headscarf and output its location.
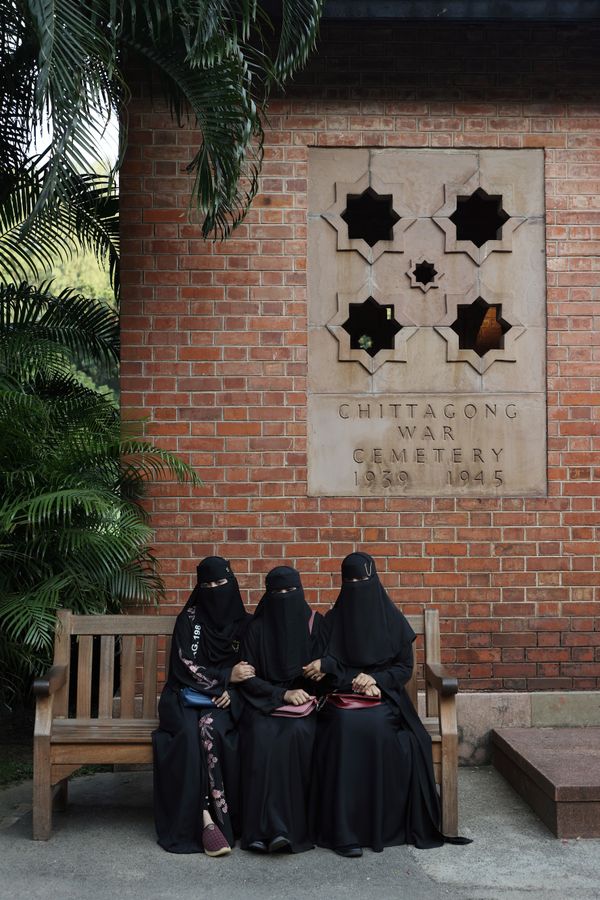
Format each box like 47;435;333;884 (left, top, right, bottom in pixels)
176;556;248;666
252;566;312;682
327;552;415;668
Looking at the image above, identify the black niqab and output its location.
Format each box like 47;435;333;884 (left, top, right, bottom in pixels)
190;556;245;628
328;552;415;668
253;566;312;682
176;555;248;666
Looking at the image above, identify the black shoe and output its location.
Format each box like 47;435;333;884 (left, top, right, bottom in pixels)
248;840;268;853
268;835;291;853
334;845;363;858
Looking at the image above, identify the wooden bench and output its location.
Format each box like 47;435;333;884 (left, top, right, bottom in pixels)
33;607;460;839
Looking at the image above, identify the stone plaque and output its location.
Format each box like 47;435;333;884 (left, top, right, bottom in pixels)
308;393;546;497
307;148;547;497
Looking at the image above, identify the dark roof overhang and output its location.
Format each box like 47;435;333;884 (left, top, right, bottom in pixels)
317;0;600;20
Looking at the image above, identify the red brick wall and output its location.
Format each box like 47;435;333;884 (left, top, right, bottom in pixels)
120;23;600;691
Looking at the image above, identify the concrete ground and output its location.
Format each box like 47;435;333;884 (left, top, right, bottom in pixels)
1;767;599;900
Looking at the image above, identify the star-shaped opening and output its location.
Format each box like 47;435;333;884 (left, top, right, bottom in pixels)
412;260;438;287
451;297;512;357
340;187;401;247
449;188;510;248
342;296;402;358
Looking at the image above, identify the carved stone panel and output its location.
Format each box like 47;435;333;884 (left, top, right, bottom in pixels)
307;148;547;497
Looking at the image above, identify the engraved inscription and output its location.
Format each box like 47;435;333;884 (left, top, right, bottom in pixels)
307;393;546;498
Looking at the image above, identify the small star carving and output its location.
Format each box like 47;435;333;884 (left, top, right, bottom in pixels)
413;261;437;285
407;256;444;293
341;188;400;247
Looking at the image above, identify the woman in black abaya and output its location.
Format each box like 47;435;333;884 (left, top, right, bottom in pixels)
306;552;466;858
239;566;323;854
153;556;253;856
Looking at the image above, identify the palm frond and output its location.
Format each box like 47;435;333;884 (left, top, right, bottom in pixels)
125;1;252;61
25;0;125;215
105;558;165;605
0;4;37;171
271;0;323;84
5;487;117;530
0;282;119;380
119;439;203;486
0;578;69;651
126;33;264;238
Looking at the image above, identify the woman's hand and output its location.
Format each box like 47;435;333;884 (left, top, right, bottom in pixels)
302;659;324;681
363;684;381;699
283;689;311;706
230;661;255;683
352;672;376;693
213;691;231;708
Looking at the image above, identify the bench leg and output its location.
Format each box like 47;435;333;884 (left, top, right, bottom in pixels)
440;696;459;837
32;754;52;840
441;760;458;836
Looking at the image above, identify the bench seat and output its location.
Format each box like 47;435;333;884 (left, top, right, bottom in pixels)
52;719;158;743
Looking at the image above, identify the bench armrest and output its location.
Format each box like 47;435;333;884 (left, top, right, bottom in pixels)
33;665;67;698
425;662;458;697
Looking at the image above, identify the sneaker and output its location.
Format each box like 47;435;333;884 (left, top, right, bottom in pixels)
248;840;268;853
334;845;362;858
202;823;231;857
268;835;291;853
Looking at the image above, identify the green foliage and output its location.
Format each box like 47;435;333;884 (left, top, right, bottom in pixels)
0;284;201;705
41;252;115;308
2;1;323;241
0;158;120;295
39;253;118;400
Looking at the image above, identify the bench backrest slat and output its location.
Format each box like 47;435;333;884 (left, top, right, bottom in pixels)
76;635;94;718
54;610;73;718
98;635;115;719
404;612;434;712
142;636;158;719
424;609;441;717
119;635;137;718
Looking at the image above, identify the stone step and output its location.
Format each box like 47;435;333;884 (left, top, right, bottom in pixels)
491;726;600;838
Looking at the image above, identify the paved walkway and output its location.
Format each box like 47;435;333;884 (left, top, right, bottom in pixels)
1;766;599;900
